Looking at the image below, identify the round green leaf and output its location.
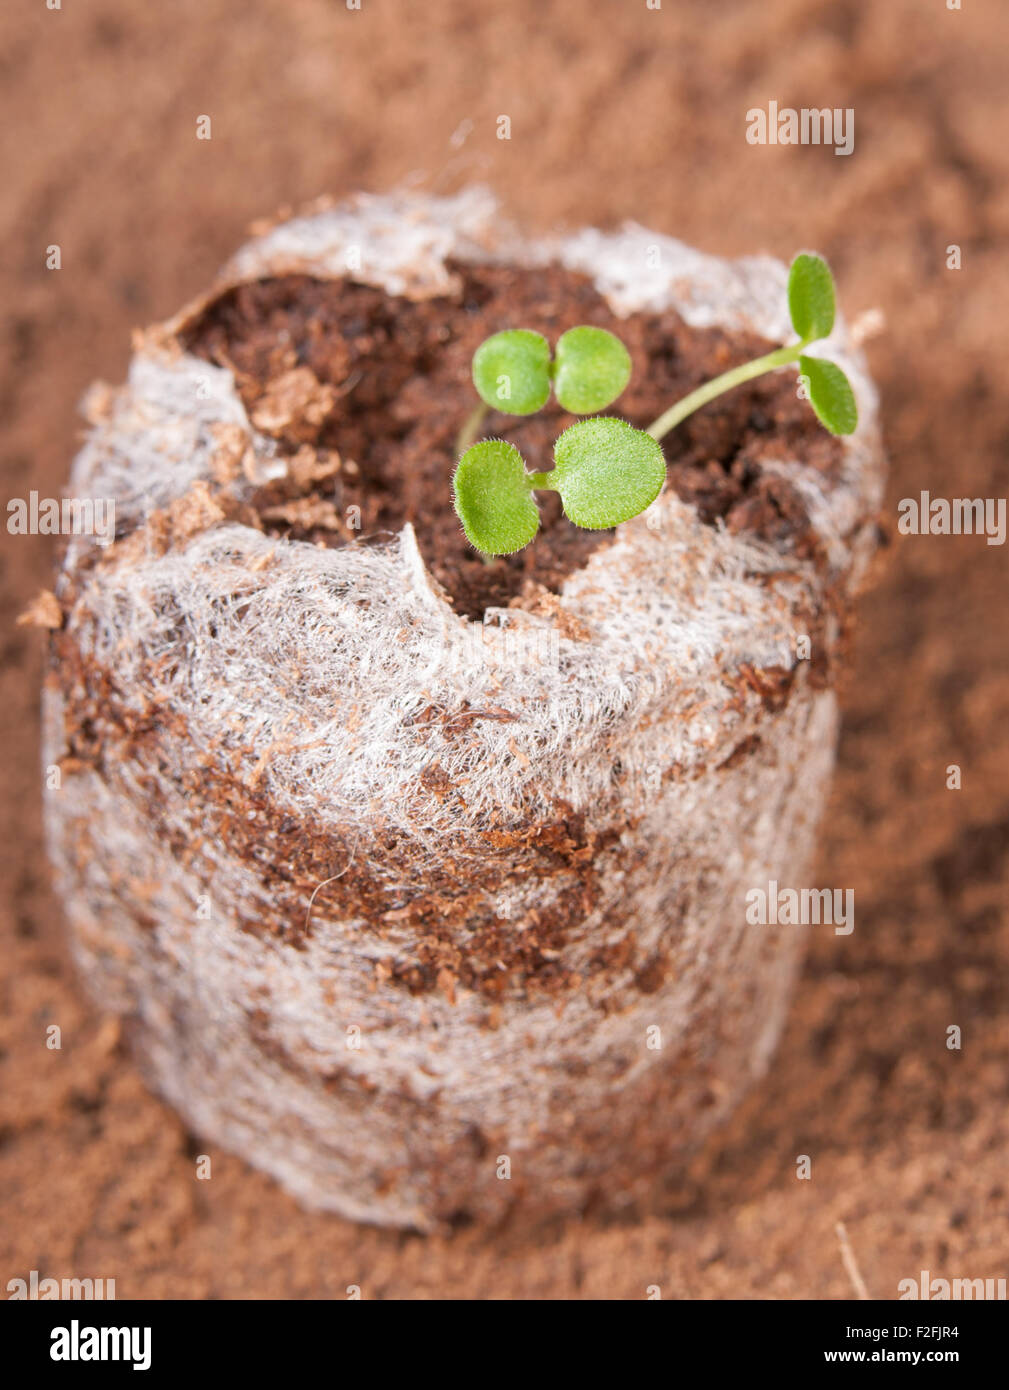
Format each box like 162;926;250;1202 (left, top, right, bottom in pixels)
550;418;666;530
452;439;540;555
552;326;632;414
788;253;836;343
471;330;551;415
799;355;858;435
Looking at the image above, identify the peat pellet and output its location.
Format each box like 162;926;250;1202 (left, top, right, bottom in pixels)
43;190;886;1229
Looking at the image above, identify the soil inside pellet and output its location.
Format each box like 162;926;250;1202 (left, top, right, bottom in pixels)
183;263;842;619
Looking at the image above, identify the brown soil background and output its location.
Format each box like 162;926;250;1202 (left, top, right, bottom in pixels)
1;0;1006;1299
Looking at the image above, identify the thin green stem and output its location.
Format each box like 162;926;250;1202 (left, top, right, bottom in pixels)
646;342;805;441
525;471;557;491
455;402;489;456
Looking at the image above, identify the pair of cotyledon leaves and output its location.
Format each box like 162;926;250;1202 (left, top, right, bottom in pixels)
787;253;859;438
454;253;857;555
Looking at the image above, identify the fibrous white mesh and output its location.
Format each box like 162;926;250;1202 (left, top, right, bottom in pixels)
69;509;808;847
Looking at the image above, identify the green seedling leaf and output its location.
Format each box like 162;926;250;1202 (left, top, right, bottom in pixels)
471;330;551;415
788;253;836;342
799;355;858;435
550;418;666;529
454;259;854;560
552;326;632;414
452;439;540;554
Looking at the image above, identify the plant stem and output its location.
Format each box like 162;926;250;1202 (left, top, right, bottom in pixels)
455;402;488;456
525;471;557;491
645;342;804;441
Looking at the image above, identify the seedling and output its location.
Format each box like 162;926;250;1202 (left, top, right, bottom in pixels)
453;252;857;555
